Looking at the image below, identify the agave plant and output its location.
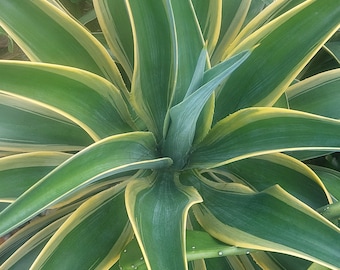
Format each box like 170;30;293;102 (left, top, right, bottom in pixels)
0;0;340;269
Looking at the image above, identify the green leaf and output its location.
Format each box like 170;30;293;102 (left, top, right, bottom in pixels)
167;0;205;106
32;183;133;269
0;152;70;201
251;252;287;269
287;69;340;119
214;0;340;121
194;94;215;146
163;50;250;169
242;0;265;27
326;31;340;61
219;153;330;208
119;230;249;269
49;173;133;211
78;9;97;25
0;0;127;90
225;254;260;270
184;48;208;99
189;107;340;169
191;0;221;56
188;259;207;270
0;94;93;152
1;217;67;269
0;204;78;265
125;171;202;270
227;0;311;52
205;257;231;270
273;93;289;108
128;0;175;139
311;165;340;200
269;253;312;270
94;0;134;80
186;230;250;261
118;238;148;270
185;172;340;269
0;61;134;140
211;0;251;64
318;202;340;223
0;132;172;237
297;46;340;79
4;242;47;270
181;48;214;147
308;263;331;270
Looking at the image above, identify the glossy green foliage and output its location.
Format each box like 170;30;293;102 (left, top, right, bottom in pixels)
0;0;339;269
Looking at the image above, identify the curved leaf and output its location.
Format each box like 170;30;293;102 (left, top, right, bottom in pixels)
125;171;202;270
32;183;133;269
0;61;134;140
0;132;172;237
251;252;292;270
0;204;78;266
163;50;250;169
264;253;312;270
128;0;175;139
219;153;331;208
119;230;250;269
1;217;67;269
242;0;265;27
311;165;340;200
214;0;340;121
191;0;221;56
287;69;340;119
229;0;306;46
182;48;214;145
94;0;134;80
167;0;205;106
0;0;126;90
186;230;250;261
189;108;340;169
326;31;340;61
0;152;71;201
297;46;340;79
185;172;340;269
211;0;251;64
0;94;93;152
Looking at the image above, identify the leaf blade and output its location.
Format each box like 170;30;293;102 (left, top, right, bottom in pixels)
192;0;221;56
0;132;171;237
0;61;134;140
32;183;133;269
185;172;340;269
219;153;331;208
125;171;202;270
163;50;250;169
0;94;93;152
214;0;340;121
168;0;205;105
128;0;175;139
0;152;70;201
189;107;340;169
287;69;340;119
0;0;126;89
94;0;134;80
